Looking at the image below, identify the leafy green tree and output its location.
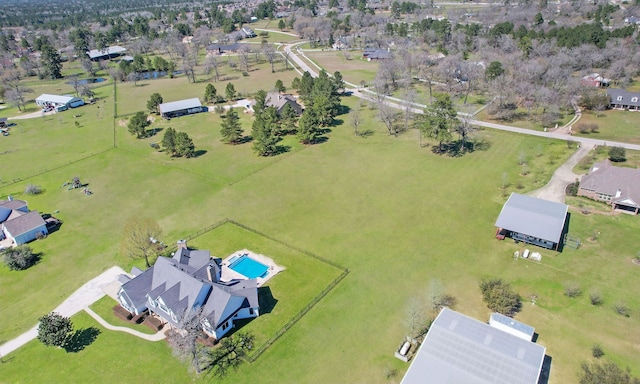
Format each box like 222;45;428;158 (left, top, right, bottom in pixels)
297;107;321;144
420;93;457;152
252;106;281;156
291;77;301;91
127;111;150;138
479;278;521;317
220;109;244;144
132;54;146;73
3;245;39;271
162;127;177;155
37;312;73;348
253;90;268;114
204;84;218;103
534;12;544;26
175;131;195;158
609;146;626;162
147;93;163;114
485;61;504;80
298;71;315;100
579;360;640;384
225;83;237;102
40;44;62;79
120;216;163;268
333;71;345;92
278;19;286;31
274;79;286;93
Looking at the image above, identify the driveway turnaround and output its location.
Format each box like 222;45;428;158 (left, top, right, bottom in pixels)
0;266;125;357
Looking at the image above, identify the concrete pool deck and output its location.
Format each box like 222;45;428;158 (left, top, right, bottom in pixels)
220;249;284;287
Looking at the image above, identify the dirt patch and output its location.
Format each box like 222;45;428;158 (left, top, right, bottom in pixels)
632;258;640;266
118;119;128;127
147;115;156;123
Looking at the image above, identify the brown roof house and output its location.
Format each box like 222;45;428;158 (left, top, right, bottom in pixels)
265;92;303;116
0;197;48;245
578;160;640;214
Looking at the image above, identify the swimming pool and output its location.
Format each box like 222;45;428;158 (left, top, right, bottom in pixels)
228;254;269;279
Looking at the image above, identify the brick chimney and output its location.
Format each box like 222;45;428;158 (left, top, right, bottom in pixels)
177;239;187;249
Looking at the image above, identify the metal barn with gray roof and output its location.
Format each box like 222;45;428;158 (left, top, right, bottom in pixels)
401;308;546;384
158;98;204;119
495;193;568;250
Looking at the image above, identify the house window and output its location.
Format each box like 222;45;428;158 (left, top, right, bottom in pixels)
617;96;623;101
222;322;229;330
249;308;254;315
633;97;639;102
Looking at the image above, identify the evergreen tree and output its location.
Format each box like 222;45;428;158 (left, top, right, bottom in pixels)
253;90;268;114
225;82;236;102
278;19;286;31
204;83;217;103
279;103;298;134
419;93;457;152
220;109;243;144
252;106;280;156
298;71;314;101
175;131;195;157
162;127;177;155
274;79;286;93
40;44;62;79
297;107;321;144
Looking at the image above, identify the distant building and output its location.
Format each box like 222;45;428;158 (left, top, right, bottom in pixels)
401;308;546;384
578;160;640;214
86;45;126;61
241;27;257;38
35;94;84;112
158;98;205;119
581;73;610;87
607;88;640;110
362;48;391;60
206;43;242;55
495;193;569;250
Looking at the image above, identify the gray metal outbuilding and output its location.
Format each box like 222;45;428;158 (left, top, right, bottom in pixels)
158;98;204;119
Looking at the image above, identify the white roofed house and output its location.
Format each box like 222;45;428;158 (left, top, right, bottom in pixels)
86;45;127;61
158;98;205;119
495;193;569;251
35;94;84;111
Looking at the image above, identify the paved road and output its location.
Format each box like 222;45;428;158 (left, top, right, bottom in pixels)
0;266;125;357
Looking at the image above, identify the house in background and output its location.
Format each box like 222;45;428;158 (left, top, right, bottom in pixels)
35;94;84;112
86;45;126;61
401;308;546;384
265;92;303;116
362;48;391;60
206;43;242;56
241;27;257;38
581;73;610;87
495;193;569;251
578;160;640;214
158;98;205;119
0;197;48;246
117;241;259;340
606;88;640;110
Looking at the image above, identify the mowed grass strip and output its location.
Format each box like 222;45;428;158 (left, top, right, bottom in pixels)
573;109;640;145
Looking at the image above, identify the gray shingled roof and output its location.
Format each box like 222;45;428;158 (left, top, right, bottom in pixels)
495;193;568;243
401;308;546;384
580;160;640;207
0;199;28;211
87;45;126;59
607;88;640;108
265;92;303;115
158;98;202;114
2;211;46;237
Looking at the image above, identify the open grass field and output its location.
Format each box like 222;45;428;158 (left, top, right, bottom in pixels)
572;110;640;145
1;77;640;384
303;51;379;85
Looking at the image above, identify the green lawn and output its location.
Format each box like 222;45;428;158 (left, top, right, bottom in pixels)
476;106;574;131
90;296;157;335
2;83;640;384
572;110;640;145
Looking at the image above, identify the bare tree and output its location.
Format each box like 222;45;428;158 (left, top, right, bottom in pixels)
166;308;206;374
401;86;416;133
378;101;399;136
349;101;362;136
204;55;221;82
120;216;163;268
262;43;277;73
238;45;251;73
2;71;32;111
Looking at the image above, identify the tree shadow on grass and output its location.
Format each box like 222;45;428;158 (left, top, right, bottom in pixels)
64;327;101;353
430;138;492;157
193;150;208;158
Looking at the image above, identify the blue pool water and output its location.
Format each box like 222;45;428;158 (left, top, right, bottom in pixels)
229;254;269;279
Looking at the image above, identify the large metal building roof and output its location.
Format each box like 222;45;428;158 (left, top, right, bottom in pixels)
401;308;546;384
158;98;202;114
495;193;568;244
